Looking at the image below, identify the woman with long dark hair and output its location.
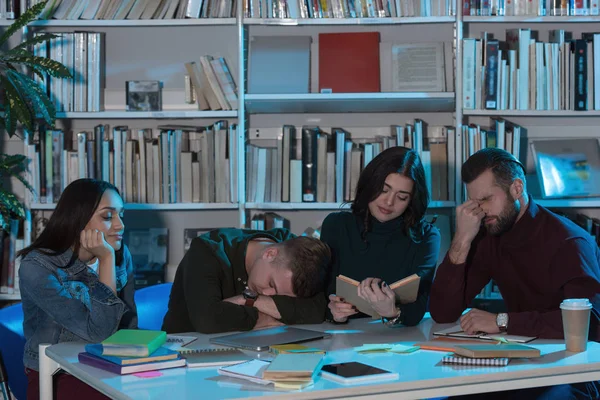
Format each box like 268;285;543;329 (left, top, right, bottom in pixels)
322;146;440;327
19;179;137;400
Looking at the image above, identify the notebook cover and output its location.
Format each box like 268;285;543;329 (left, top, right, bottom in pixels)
101;329;167;357
78;352;185;375
217;359;272;385
433;325;537;343
262;353;324;380
84;344;178;365
248;36;311;94
318;32;380;93
453;344;541;359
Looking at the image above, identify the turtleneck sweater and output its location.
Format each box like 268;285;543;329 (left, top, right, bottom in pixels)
430;198;600;340
320;211;440;326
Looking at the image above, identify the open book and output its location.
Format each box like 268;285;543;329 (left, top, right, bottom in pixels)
433;325;537;343
335;274;420;318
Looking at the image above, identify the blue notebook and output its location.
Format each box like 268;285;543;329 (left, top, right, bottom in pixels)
85;344;178;366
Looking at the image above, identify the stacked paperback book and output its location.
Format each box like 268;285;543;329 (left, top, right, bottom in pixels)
78;330;185;374
441;344;541;366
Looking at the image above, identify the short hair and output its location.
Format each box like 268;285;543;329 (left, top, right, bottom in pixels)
462;147;526;192
278;236;331;298
351;146;429;242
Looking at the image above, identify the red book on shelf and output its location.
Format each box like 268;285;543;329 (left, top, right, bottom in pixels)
318;32;381;93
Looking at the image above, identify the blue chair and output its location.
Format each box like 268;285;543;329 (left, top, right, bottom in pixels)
134;282;173;331
0;302;27;400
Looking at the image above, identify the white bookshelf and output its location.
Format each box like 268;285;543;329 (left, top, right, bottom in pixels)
0;293;21;301
245;201;456;210
463;16;600;23
463;110;600;117
54;111;238;119
245;93;456;114
243;17;456;25
0;19;237;27
29;203;238;211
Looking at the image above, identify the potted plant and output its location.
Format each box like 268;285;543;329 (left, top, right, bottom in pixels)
0;1;71;230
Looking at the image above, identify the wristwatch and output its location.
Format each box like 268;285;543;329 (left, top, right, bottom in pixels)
496;313;509;332
242;288;258;307
381;308;402;327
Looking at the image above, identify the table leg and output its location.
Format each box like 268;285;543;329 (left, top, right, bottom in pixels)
39;344;60;400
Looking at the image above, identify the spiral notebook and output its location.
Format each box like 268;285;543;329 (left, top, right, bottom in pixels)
179;347;253;368
442;355;510;366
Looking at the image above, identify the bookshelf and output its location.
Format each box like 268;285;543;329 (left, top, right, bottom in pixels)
2;0;599;302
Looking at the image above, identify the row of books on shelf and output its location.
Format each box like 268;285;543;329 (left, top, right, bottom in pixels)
28;121;238;205
184;55;238;111
462;118;522;162
0;220;23;295
245;0;455;18
466;0;600;16
249;32;452;95
463;29;600;112
13;0;235;20
246;122;454;204
33;31;104;113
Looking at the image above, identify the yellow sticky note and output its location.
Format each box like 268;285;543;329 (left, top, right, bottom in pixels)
354;344;393;353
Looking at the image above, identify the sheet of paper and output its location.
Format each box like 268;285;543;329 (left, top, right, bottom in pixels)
389;344;420;353
164;335;198;350
354;344;393;353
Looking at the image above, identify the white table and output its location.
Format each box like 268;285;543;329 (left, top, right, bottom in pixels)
40;315;600;400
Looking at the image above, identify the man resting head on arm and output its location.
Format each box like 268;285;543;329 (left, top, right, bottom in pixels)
162;228;331;334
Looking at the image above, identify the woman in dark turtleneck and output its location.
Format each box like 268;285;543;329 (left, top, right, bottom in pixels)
322;146;440;327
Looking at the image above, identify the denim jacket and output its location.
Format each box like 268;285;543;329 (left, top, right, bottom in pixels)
20;245;137;370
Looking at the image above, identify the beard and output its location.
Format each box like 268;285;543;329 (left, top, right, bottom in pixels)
485;195;521;236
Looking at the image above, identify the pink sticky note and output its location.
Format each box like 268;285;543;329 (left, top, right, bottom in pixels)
133;371;163;378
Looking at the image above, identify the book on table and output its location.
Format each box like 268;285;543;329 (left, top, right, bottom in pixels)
77;352;185;375
84;344;178;365
262;353;324;382
335;274;420;318
433;325;537;343
100;329;167;357
452;344;541;359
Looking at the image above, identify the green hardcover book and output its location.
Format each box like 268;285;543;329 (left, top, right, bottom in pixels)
101;330;167;357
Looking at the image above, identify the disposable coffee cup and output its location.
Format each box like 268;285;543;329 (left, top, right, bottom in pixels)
560;298;592;352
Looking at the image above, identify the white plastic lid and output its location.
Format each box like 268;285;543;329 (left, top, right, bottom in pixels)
560;298;592;310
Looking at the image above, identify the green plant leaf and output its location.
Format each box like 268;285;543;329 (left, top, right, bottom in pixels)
0;191;25;219
3;96;17;137
3;55;72;78
7;69;56;126
0;154;27;170
5;33;59;55
0;1;48;48
3;74;33;131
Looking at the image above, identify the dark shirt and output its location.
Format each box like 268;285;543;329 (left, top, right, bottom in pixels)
430;198;600;340
162;228;327;334
320;212;441;326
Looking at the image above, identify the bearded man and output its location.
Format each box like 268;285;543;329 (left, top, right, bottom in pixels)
430;147;600;399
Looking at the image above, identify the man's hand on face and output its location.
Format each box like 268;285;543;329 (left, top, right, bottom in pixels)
223;295;245;306
454;200;486;245
460;309;500;335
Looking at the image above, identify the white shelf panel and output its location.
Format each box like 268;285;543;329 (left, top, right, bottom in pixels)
463;110;600;117
246;201;455;210
55;111;237;119
464;16;600;23
244;17;455;25
30;203;239;210
0;293;21;301
535;198;600;208
245;93;456;114
0;18;236;27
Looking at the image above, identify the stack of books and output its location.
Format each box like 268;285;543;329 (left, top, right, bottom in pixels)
441;344;541;367
78;330;185;375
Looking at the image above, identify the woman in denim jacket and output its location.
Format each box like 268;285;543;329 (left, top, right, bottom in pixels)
19;179;137;400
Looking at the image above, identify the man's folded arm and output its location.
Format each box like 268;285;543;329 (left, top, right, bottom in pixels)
270;292;327;325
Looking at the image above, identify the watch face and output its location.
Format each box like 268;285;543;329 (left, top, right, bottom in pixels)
243;288;258;300
497;313;508;327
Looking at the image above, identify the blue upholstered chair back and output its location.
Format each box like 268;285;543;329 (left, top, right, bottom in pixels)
0;282;173;399
0;302;26;400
